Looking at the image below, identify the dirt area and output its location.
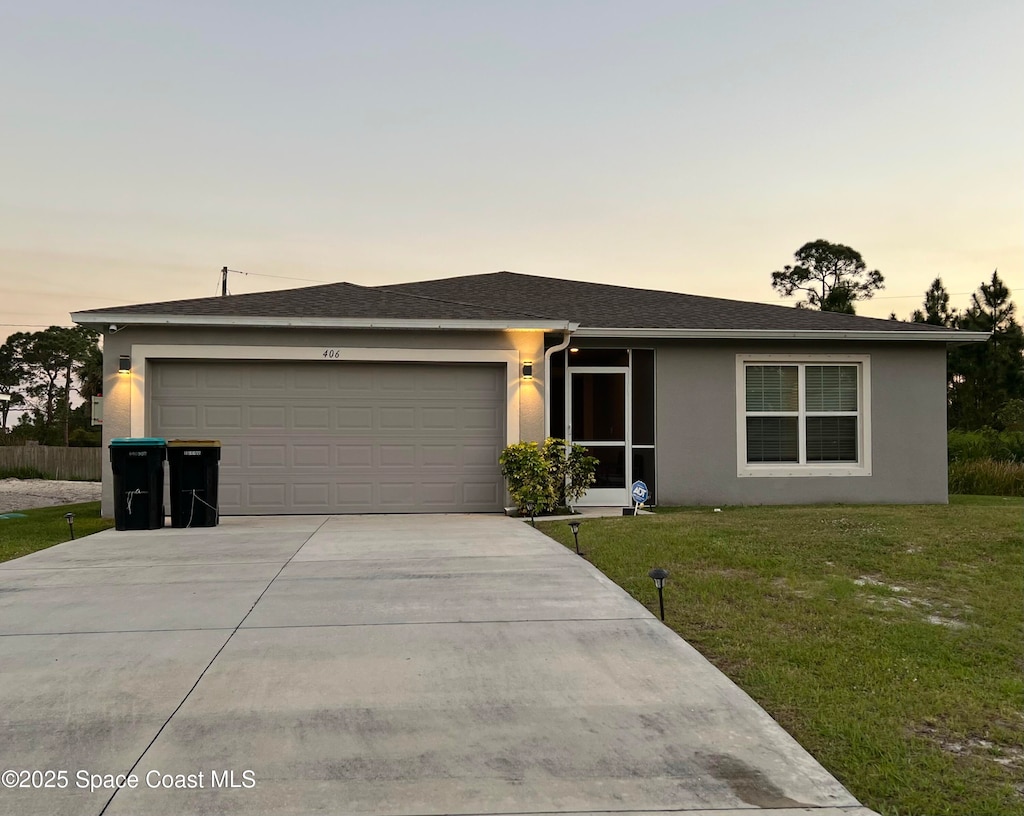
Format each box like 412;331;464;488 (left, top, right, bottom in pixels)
0;478;102;514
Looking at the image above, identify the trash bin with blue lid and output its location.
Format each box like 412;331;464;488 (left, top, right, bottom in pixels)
166;440;221;528
109;438;166;531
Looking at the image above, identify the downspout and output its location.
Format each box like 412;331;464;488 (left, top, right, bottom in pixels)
543;326;576;438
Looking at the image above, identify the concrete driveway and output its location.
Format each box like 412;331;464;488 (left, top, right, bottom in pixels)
0;515;875;816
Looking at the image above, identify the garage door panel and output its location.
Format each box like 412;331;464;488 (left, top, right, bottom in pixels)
156;366;198;389
154;404;198;431
380;445;416;467
464;444;500;467
294;406;330;429
293;445;330;467
219;444;243;468
247;445;287;468
336;407;373;430
465;482;500;505
422;407;458;429
292;367;330;390
204;405;243;428
336;484;374;506
247;368;286;390
422;444;458;467
206;367;242;388
151;361;506;514
422;483;457;505
337;445;373;467
379;483;416;506
463;407;501;430
249;406;287;429
248;484;287;509
378;407;416;430
292;484;330;508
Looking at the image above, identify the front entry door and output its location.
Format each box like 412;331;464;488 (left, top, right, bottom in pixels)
568;368;629;505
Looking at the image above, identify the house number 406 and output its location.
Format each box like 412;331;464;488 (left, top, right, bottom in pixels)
322;349;342;359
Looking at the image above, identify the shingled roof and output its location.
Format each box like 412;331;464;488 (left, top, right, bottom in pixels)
381;271;949;333
73;270;976;338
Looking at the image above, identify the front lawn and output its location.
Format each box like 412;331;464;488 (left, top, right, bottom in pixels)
0;501;113;563
537;496;1024;816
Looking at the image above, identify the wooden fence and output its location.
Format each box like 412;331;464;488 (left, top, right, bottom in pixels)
0;446;102;481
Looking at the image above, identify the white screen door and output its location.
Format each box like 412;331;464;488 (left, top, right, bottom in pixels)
568;368;630;505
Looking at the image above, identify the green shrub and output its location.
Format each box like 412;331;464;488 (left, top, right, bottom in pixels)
948;429;1024;463
542;438;598;508
0;466;49;480
68;428;102;447
499;442;554;520
948;458;1024;497
500;438;598;519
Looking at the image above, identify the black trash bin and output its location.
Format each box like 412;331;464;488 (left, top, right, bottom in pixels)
167;440;221;528
109;438;166;531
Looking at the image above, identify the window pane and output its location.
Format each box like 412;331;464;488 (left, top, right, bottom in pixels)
632;448;656;503
572;373;626;441
746;365;798;412
631;349;655;445
585;446;627;488
806;416;858;462
746;417;799;462
806;365;858;412
550;350;566;437
567;348;629;367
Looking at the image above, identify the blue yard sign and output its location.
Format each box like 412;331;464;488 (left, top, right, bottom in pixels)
631;480;649;505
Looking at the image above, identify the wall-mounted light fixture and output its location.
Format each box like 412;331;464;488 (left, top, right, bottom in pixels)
522;361;533;380
569;347;579;353
118;355;131;374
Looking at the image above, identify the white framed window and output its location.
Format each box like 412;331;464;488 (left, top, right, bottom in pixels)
736;354;871;478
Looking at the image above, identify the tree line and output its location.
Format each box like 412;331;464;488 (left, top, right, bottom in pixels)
0;326;102;446
772;240;1023;431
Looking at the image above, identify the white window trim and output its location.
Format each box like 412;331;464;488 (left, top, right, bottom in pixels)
735;354;872;478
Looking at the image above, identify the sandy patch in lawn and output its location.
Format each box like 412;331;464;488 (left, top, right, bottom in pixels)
0;478;102;514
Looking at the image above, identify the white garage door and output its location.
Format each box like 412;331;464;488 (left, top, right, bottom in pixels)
150;361;506;514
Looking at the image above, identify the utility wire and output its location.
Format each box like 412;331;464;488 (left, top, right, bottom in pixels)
224;269;336;285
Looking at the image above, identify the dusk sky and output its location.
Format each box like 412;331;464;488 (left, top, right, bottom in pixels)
2;0;1021;335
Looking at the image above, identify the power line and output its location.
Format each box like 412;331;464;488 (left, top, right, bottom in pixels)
0;323;72;328
772;290;977;303
224;269;336;285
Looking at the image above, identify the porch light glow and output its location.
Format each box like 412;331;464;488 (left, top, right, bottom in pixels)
522;361;533;380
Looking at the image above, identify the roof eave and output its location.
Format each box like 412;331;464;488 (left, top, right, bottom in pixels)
571;327;991;343
70;312;578;332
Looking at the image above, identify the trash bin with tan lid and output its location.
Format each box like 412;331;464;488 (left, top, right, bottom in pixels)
166;440;221;528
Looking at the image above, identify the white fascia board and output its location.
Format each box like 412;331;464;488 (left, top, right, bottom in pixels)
71;312;578;332
571;327;991;343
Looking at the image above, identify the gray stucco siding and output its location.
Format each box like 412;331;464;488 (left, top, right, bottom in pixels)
654;340;948;505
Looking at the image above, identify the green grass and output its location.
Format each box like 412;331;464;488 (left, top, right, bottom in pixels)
0;466;50;480
538;496;1024;816
0;501;114;563
949;458;1024;497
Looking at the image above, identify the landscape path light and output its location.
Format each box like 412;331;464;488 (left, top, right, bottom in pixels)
648;567;669;621
567;520;582;555
64;512;76;540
